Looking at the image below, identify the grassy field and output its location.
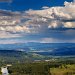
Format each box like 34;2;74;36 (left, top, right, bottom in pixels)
50;64;75;75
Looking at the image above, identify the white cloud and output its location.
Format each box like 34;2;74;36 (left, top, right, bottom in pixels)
25;1;75;29
0;1;75;43
0;1;75;35
0;31;21;38
64;22;75;28
42;6;50;9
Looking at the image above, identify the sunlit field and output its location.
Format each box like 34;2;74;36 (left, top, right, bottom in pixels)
50;64;75;75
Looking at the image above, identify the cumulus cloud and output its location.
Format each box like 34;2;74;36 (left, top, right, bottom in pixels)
1;1;75;35
0;1;75;43
25;1;75;29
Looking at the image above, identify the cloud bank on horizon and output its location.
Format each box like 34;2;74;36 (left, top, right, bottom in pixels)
0;1;75;44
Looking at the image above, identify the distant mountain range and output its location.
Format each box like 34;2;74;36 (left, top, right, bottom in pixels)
0;42;75;50
0;43;75;61
32;46;75;56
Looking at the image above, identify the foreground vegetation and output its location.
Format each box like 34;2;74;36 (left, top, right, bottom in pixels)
0;60;75;75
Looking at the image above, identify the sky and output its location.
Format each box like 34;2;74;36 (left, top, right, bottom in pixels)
0;0;73;11
0;0;75;44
